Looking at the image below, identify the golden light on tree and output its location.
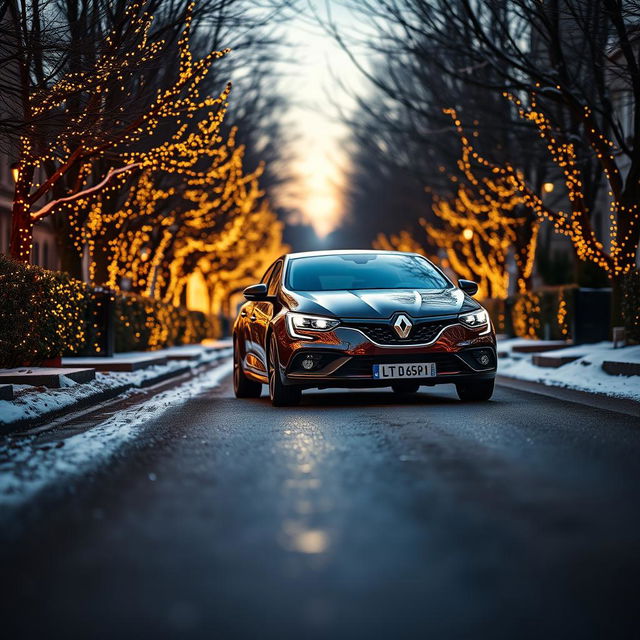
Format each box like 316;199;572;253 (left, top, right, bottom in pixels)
76;121;287;319
2;0;290;332
424;190;510;300
373;230;426;255
9;1;231;266
542;182;555;194
406;110;540;299
452;92;640;293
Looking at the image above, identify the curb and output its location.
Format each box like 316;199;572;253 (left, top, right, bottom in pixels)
0;382;134;435
1;349;231;435
496;374;640;418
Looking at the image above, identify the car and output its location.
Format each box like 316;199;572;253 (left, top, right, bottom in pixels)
232;250;497;406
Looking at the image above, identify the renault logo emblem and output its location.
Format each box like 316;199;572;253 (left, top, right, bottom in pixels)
392;314;412;338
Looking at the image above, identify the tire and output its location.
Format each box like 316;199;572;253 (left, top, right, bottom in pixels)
268;334;301;407
391;382;420;394
456;378;495;402
233;339;262;398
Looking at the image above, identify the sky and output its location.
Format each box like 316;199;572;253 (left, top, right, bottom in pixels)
277;1;367;237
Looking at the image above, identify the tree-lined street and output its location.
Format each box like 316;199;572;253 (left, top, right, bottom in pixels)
3;372;639;638
1;1;640;636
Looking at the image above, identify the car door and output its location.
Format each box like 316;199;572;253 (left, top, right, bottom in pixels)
236;297;254;356
251;260;283;372
240;263;274;375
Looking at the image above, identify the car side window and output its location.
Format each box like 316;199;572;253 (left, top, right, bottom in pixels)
268;261;283;296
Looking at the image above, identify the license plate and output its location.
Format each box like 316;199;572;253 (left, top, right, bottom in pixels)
372;362;437;379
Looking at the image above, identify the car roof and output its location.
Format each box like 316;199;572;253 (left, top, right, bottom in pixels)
284;249;422;260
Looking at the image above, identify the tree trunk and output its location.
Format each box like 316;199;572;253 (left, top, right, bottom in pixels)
611;184;640;329
58;234;83;279
52;211;84;279
610;273;624;331
9;197;33;263
514;220;539;293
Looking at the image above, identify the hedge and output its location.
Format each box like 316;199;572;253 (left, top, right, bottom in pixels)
484;285;578;340
114;292;210;352
490;281;638;342
0;254;212;367
0;254;90;368
622;269;640;343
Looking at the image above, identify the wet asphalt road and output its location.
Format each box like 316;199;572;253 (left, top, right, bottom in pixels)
2;372;640;640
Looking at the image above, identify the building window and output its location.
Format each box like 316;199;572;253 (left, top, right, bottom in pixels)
33;241;40;265
43;242;49;269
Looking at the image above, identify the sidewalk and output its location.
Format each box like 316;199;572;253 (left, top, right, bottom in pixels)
0;342;232;432
498;338;640;403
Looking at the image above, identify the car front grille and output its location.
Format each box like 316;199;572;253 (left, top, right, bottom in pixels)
342;317;458;345
338;353;467;377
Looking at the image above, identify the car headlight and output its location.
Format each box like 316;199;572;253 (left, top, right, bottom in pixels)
286;312;339;339
459;309;489;329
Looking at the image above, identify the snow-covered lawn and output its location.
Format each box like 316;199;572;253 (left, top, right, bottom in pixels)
0;359;233;507
498;339;640;402
0;346;231;427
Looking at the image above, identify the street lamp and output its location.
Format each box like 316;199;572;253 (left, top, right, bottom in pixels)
10;162;20;183
542;182;555;194
462;228;474;241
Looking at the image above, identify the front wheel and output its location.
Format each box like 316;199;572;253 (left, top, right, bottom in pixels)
233;340;262;398
456;378;495;402
268;334;301;407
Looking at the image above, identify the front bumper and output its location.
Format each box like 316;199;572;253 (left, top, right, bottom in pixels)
273;317;496;389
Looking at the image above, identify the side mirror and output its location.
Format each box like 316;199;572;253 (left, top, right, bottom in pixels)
243;283;269;301
458;279;479;296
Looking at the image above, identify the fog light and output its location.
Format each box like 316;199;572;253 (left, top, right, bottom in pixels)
301;357;316;370
474;350;491;367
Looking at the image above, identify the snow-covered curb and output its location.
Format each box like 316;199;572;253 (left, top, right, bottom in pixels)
0;359;233;507
498;339;640;402
0;347;231;428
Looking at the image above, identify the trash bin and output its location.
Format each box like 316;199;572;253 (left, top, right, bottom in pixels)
572;288;611;344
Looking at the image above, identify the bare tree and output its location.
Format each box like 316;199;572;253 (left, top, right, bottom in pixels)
0;0;294;279
333;0;640;318
324;0;544;288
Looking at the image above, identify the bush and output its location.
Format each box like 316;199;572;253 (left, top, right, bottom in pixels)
485;285;578;340
511;286;577;340
0;255;213;366
621;269;640;343
114;293;211;352
482;298;512;335
0;254;90;367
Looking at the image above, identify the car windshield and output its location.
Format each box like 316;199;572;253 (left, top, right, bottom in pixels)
286;254;451;291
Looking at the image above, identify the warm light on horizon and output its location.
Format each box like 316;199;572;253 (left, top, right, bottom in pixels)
278;1;365;237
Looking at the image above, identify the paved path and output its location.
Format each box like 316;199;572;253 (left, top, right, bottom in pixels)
2;373;639;639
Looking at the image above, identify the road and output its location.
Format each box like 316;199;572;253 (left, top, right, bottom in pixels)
2;368;640;639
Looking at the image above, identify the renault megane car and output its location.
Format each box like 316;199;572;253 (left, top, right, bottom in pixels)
233;250;496;406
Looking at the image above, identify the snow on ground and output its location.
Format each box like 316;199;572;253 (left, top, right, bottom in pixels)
498;339;640;402
0;347;231;427
0;359;233;507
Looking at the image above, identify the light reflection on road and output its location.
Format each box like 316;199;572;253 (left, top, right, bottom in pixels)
278;417;332;556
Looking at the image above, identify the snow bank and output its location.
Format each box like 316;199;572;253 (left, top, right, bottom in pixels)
498;339;640;402
0;347;231;427
0;359;233;507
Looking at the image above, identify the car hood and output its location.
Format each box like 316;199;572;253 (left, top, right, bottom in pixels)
285;288;474;319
